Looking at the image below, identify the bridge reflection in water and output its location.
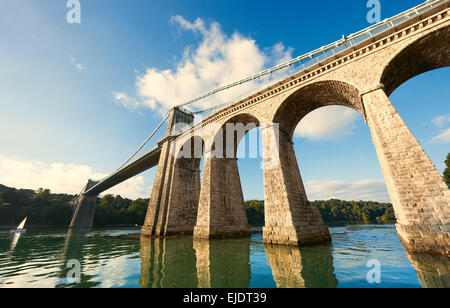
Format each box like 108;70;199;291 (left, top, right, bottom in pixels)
406;252;450;288
139;237;251;288
264;244;338;288
58;229;100;288
54;232;450;288
139;236;198;288
193;239;251;288
139;235;339;288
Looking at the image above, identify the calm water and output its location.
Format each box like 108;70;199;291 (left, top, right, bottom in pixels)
0;225;448;288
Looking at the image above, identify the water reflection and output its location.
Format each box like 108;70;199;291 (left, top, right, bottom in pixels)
57;229;100;288
406;252;450;288
264;244;338;288
193;238;250;288
1;226;448;288
9;233;22;251
139;236;197;288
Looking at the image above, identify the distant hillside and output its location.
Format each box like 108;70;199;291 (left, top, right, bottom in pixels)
1;183;396;228
0;184;34;195
0;184;148;227
245;199;396;227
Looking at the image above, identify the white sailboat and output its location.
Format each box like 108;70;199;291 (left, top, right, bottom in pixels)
10;217;27;233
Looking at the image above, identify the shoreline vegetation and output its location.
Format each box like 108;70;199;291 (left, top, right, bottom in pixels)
244;199;395;227
0;183;396;229
2;153;447;229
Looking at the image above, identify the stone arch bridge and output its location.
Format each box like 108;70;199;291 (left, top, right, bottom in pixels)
71;2;450;255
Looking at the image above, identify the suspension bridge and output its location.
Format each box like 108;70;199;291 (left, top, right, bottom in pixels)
70;0;450;256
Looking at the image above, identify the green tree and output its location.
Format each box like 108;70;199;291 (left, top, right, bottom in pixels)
444;153;450;188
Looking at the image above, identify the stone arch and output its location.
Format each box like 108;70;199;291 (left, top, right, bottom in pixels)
272;80;363;140
380;25;450;96
194;113;261;239
261;80;364;246
174;134;205;169
210;113;261;159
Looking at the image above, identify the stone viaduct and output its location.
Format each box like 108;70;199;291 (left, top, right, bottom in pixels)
72;2;450;256
140;3;450;255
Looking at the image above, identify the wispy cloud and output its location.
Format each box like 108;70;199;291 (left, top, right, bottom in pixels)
0;155;148;199
294;106;361;141
112;92;145;114
431;115;450;128
431;128;450;144
114;15;293;114
305;179;390;203
430;114;450;144
69;54;86;71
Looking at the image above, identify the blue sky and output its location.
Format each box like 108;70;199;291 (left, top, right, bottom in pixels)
0;0;448;202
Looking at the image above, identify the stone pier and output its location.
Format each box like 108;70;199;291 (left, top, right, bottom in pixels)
363;86;450;255
193;154;251;239
261;125;331;246
141;107;201;237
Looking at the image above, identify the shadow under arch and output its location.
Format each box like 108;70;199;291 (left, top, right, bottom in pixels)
194;113;261;239
381;25;450;96
272;80;363;140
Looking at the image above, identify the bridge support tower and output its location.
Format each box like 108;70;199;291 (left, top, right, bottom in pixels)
69;180;98;229
141;107;199;237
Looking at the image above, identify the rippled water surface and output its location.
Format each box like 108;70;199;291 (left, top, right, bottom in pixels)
0;225;448;288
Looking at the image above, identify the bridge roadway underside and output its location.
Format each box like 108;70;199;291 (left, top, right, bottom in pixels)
84;146;162;196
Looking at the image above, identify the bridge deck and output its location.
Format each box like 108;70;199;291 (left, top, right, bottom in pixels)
84;145;162;196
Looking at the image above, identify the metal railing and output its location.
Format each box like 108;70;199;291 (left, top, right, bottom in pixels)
175;0;448;113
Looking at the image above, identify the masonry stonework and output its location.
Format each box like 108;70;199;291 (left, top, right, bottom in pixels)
363;88;450;255
141;108;201;237
262;126;331;246
193;154;251;239
141;4;450;255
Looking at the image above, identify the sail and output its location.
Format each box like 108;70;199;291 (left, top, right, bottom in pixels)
10;233;22;251
17;217;27;230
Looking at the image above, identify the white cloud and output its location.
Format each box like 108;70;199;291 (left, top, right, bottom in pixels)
0;155;148;199
112;92;145;111
294;106;361;141
431;115;450;128
431;128;450;144
114;16;293;114
305;179;390;203
69;55;86;71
